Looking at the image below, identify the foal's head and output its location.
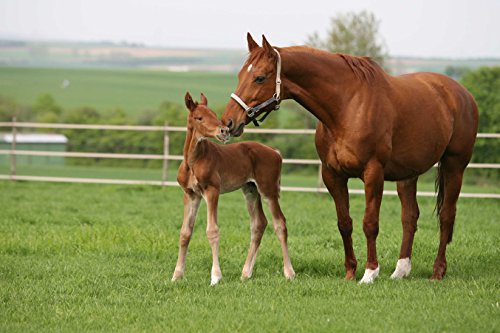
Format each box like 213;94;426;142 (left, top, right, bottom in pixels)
185;92;229;143
222;33;282;137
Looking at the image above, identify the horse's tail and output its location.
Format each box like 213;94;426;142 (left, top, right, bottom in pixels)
435;161;445;218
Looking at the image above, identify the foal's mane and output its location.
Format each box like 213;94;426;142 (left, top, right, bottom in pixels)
248;45;385;83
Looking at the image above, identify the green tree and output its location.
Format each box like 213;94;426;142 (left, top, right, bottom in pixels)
460;66;500;180
306;10;389;68
32;93;62;122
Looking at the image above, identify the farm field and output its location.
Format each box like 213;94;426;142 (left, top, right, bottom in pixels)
0;181;498;332
0;67;237;113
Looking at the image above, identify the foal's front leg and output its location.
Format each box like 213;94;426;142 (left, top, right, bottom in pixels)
204;186;222;285
359;161;384;284
172;192;202;281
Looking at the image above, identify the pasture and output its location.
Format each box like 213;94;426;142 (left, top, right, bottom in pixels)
0;67;237;113
1;180;498;332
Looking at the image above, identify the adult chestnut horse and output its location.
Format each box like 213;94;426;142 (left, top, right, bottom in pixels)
222;34;478;283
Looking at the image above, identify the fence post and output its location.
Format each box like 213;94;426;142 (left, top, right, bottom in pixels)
10;117;17;181
162;122;170;186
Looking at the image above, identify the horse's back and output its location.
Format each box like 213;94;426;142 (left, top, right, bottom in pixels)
386;72;478;174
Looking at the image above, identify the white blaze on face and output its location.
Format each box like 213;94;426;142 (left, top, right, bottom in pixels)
247;64;253;72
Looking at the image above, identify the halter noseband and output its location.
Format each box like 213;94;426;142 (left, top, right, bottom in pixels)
230;48;282;127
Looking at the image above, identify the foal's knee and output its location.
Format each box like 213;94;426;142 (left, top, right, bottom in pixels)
206;226;220;244
273;218;288;240
179;231;192;247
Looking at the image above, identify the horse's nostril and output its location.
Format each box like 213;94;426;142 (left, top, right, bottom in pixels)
227;119;233;129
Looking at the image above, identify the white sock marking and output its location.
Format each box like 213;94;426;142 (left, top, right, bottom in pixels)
359;265;380;284
390;258;411;279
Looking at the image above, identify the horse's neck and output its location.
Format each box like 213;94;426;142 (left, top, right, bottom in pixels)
282;49;364;127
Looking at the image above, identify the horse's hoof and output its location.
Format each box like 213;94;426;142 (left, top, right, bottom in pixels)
241;273;252;281
345;270;356;281
390;258;411;280
359;265;380;284
431;262;447;280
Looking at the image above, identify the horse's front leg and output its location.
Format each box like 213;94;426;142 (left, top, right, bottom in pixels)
172;192;202;281
204;186;222;286
359;160;384;284
321;165;357;280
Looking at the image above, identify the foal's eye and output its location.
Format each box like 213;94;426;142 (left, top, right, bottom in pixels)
195;117;203;121
254;76;266;84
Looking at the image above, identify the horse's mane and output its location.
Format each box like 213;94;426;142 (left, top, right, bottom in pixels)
251;45;385;83
337;54;382;82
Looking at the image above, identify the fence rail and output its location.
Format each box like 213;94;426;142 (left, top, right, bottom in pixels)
1;121;498;198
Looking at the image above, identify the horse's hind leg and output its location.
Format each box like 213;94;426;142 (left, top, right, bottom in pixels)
241;183;268;280
172;192;202;281
432;156;466;280
266;195;295;279
391;177;419;279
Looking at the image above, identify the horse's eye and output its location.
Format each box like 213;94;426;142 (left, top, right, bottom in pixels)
195;117;203;121
254;76;266;84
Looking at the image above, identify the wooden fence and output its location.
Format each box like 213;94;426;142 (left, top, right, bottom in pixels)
0;120;499;199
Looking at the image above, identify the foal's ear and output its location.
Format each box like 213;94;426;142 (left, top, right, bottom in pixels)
200;93;208;106
247;32;259;52
262;35;274;55
184;91;197;112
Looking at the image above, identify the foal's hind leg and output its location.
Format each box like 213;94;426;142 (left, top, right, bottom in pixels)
391;177;419;279
432;157;466;280
266;195;295;279
241;183;268;280
172;192;202;281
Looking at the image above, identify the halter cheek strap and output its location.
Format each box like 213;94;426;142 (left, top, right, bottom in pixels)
231;48;282;127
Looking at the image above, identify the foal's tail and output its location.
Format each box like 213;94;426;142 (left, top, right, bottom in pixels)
435;161;445;217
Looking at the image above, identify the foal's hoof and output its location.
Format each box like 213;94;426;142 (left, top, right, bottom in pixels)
171;271;183;282
359;266;380;284
284;268;296;280
390;258;411;280
210;275;222;286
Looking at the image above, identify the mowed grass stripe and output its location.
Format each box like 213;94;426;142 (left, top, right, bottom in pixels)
0;181;498;332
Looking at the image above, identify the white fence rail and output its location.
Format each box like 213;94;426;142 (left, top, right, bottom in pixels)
1;121;499;198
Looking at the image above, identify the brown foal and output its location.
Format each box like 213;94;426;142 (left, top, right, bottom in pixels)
171;92;295;285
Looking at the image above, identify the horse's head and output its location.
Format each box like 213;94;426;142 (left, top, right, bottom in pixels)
222;33;282;137
185;92;229;143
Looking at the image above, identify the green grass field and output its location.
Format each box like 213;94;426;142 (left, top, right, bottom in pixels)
1;181;498;332
0;67;237;113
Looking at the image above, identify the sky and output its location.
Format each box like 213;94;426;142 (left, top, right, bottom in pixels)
1;0;499;58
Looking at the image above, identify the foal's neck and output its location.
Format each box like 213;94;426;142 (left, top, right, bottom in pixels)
183;125;211;168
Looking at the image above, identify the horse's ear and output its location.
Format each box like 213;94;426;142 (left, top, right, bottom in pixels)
184;91;197;112
262;35;274;55
247;32;259;52
200;93;208;106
